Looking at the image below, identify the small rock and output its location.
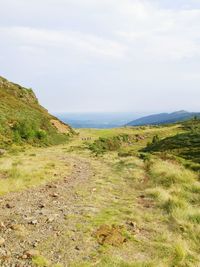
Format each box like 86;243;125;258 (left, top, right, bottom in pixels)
126;221;140;234
46;184;57;189
0;222;6;229
51;193;58;198
75;245;80;250
0;237;5;246
47;217;54;223
5;203;14;209
23;249;40;259
38;204;45;209
128;221;137;228
21;254;28;259
0;149;6;156
10;224;24;231
1;250;11;260
32;241;38;248
29;220;38;225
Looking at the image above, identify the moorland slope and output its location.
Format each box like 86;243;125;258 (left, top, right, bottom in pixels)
0;76;73;148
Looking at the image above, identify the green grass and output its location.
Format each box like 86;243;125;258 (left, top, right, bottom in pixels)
32;255;50;267
0;76;73;147
71;257;156;267
149;159;197;188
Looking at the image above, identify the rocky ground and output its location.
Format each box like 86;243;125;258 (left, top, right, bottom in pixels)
0;155;94;266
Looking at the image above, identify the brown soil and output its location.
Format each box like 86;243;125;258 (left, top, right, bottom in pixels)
94;224;126;246
50;119;71;134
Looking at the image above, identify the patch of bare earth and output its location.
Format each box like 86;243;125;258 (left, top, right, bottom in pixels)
51;119;71;134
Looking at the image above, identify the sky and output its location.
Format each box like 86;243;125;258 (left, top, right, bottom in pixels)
0;0;200;113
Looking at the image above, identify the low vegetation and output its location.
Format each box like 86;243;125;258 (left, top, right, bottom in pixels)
88;134;131;155
143;119;200;170
0;113;200;266
0;146;72;195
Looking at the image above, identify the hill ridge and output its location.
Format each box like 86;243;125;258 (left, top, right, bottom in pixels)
126;110;200;126
0;76;73;147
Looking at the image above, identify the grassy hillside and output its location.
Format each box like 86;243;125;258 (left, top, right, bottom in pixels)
86;125;181;156
143;119;200;170
0;76;74;147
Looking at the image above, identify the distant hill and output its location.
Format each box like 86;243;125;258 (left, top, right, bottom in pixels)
126;111;200;126
0;76;73;147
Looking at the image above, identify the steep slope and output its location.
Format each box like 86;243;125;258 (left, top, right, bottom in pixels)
126;110;200;126
0;76;73;147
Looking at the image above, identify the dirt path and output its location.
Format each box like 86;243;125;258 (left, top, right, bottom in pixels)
0;155;93;267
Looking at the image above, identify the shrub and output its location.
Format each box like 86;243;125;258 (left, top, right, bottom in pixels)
152;135;160;144
35;129;47;140
13;121;36;141
88;134;131;155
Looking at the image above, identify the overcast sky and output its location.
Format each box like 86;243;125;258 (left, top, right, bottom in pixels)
1;0;200;113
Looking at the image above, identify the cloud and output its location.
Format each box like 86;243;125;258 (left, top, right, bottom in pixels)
1;0;200;62
0;26;126;59
0;0;200;112
2;1;200;62
116;5;200;60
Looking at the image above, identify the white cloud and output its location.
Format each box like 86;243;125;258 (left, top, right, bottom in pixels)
0;26;126;59
2;1;200;62
116;5;200;60
0;0;200;112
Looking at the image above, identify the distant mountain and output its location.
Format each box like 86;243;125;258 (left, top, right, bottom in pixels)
0;76;73;147
126;111;200;126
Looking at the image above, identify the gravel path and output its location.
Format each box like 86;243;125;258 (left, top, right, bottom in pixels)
0;155;93;267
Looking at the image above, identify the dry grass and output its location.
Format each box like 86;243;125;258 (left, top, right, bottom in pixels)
0;125;199;266
0;146;72;195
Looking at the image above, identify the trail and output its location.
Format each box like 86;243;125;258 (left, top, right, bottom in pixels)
0;155;93;266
